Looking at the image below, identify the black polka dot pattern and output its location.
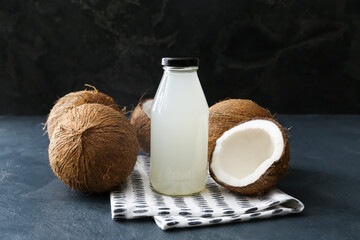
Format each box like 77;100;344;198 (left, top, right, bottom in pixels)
167;221;179;226
250;213;261;217
178;211;191;216
111;155;304;230
245;207;258;214
188;221;202;226
272;209;284;214
210;219;222;224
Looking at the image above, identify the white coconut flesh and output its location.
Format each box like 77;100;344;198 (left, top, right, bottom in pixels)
141;100;153;118
211;119;285;187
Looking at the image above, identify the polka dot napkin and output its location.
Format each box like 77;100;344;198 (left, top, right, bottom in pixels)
110;155;304;230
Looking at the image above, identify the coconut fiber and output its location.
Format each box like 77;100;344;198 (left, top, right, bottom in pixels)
48;103;139;193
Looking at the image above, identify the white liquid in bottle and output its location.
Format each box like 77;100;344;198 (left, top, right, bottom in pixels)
150;58;209;196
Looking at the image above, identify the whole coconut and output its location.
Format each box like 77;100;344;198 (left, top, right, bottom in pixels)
208;99;290;196
49;103;139;193
46;87;120;140
130;98;153;154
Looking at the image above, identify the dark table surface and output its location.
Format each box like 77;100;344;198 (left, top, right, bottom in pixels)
0;115;359;240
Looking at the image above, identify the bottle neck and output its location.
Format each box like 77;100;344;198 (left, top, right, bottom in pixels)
163;66;198;73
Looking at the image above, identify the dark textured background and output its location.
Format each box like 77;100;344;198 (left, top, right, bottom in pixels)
0;0;359;114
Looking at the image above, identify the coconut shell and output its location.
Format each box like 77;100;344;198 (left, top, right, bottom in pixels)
208;99;273;162
49;103;139;193
130;98;152;154
209;117;290;196
46;89;120;140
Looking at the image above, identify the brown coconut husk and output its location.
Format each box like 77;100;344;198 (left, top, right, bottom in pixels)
45;86;120;140
208;99;273;162
209;117;290;196
130;98;152;154
48;103;139;193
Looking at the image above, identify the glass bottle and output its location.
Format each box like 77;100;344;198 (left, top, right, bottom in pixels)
150;57;209;196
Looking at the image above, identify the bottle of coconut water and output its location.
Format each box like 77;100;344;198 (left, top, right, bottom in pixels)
150;57;209;196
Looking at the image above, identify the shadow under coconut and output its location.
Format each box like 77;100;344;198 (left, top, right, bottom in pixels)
75;191;110;203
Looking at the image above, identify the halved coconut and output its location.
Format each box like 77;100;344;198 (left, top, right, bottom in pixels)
208;99;273;161
130;98;153;154
209;118;290;195
208;99;289;195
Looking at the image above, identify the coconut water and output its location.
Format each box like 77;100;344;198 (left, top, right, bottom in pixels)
150;58;209;196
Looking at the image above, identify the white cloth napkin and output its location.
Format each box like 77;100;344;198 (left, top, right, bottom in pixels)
110;155;304;230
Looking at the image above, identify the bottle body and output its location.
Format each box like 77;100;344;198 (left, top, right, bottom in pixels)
150;66;209;196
